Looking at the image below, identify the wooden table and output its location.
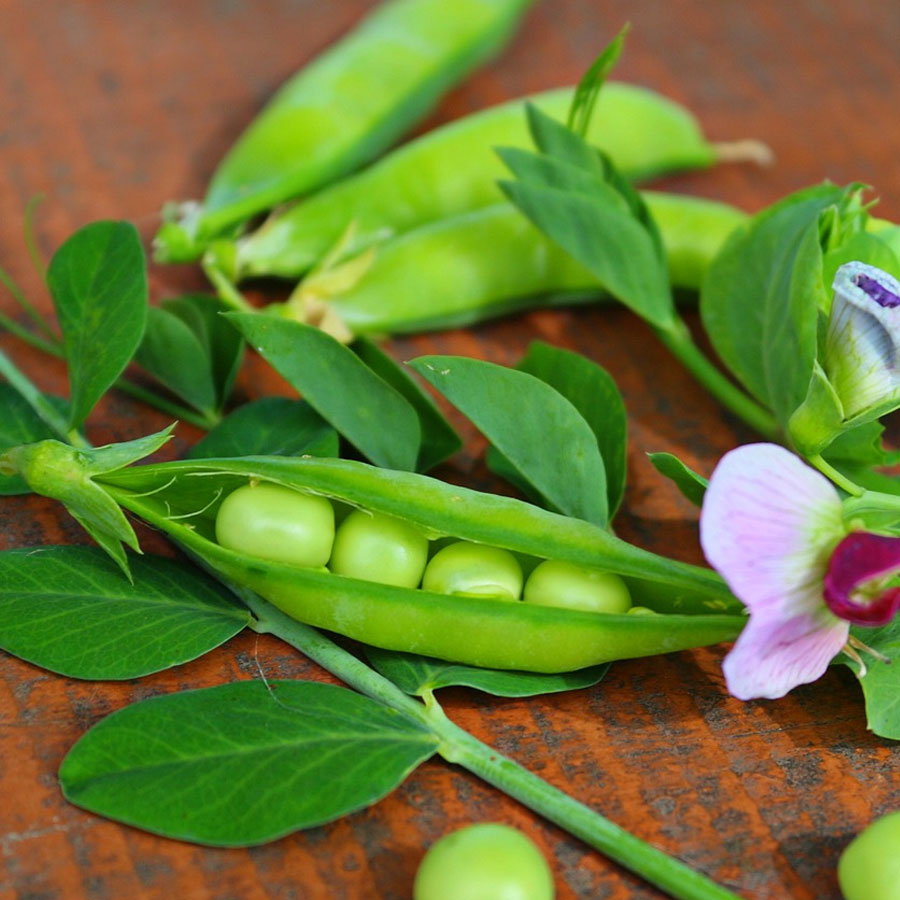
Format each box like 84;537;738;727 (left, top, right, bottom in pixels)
1;2;899;898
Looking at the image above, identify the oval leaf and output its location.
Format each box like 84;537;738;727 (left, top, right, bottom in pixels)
188;397;338;459
516;341;627;518
410;355;608;525
228;314;420;470
136;306;217;415
647;452;708;507
365;647;608;698
60;680;437;845
351;337;461;472
47;221;148;428
0;547;250;678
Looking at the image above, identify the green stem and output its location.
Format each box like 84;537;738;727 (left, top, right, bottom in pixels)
242;589;742;900
0;310;62;356
809;454;864;497
655;319;779;441
0;264;59;343
0;313;220;431
113;379;221;430
203;259;254;313
0;347;88;447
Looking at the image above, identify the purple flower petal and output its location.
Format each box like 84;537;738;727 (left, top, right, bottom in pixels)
700;443;844;617
722;608;849;700
824;532;900;625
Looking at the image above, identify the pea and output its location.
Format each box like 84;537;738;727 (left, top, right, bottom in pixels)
838;811;900;900
413;823;554;900
330;509;428;588
422;541;523;600
523;559;631;613
215;483;334;567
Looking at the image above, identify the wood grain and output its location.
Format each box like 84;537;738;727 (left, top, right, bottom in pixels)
1;1;900;897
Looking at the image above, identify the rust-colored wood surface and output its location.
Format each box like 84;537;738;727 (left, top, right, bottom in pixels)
2;2;900;898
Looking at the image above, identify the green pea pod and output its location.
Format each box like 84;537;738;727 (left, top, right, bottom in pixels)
155;0;535;259
90;455;744;674
271;194;746;339
229;83;764;280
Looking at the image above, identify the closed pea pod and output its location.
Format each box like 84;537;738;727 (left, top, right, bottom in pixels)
266;195;748;340
94;455;744;674
228;83;761;281
155;0;535;259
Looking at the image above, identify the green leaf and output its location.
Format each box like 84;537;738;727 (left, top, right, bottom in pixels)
228;315;421;471
136;306;218;416
700;184;845;426
516;341;627;518
647;452;708;506
0;547;249;679
365;647;608;698
410;355;608;525
47;221;147;428
566;24;629;137
59;680;437;845
0;384;65;495
188;397;339;460
350;337;461;472
500;179;674;328
847;622;900;739
525;105;606;175
162;294;244;408
822;230;900;292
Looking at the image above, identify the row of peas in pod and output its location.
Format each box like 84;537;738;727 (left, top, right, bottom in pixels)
215;481;634;614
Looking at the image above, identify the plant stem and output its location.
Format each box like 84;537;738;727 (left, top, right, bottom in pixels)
242;589;742;900
809;454;864;496
0;347;88;447
113;379;221;430
0;264;58;343
0;313;220;431
655;319;779;441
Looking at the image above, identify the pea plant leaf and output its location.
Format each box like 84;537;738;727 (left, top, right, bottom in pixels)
228;314;420;471
47;221;147;429
162;293;244;408
136;306;218;417
647;452;708;507
0;547;249;679
188;397;339;460
845;621;900;740
499;108;674;329
137;294;244;419
365;647;608;698
515;341;627;518
410;354;608;526
699;184;849;426
59;680;438;846
0;384;66;495
351;337;461;472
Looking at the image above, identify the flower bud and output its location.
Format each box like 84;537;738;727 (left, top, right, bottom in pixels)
824;261;900;419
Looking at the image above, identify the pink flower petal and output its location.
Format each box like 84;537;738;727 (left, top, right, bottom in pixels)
723;606;849;700
700;443;844;618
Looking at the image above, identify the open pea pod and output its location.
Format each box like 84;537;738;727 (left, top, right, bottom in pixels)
88;455;744;674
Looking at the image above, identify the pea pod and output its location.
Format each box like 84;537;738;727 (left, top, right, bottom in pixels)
266;194;747;339
93;455;744;674
228;83;764;281
155;0;535;260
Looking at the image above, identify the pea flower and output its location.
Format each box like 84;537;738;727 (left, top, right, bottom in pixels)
824;261;900;420
700;443;900;700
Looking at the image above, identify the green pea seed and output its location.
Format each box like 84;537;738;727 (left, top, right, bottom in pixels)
413;823;554;900
329;509;428;588
422;541;523;600
523;559;631;613
838;811;900;900
215;482;334;567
